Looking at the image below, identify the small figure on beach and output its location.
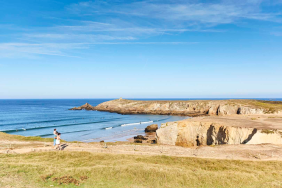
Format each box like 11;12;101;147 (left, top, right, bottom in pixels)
53;129;62;150
53;129;57;148
55;133;61;150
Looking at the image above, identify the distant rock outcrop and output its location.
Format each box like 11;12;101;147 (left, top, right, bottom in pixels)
69;103;95;111
92;99;282;116
134;134;157;144
134;135;146;143
145;124;158;133
70;99;282;116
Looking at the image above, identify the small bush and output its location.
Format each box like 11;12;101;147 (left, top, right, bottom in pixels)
261;129;275;134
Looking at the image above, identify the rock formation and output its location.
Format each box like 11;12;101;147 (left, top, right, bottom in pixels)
145;124;158;132
134;135;146;143
91;99;282;116
69;103;95;111
70;99;282;146
134;134;157;144
156;120;282;146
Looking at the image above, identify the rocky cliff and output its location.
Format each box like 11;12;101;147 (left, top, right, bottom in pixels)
90;99;282;116
156;119;282;146
70;99;282;146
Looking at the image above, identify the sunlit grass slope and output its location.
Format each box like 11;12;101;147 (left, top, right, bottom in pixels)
0;132;54;142
0;151;282;188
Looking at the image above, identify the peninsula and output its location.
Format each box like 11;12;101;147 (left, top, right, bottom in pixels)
70;98;282;116
70;99;282;147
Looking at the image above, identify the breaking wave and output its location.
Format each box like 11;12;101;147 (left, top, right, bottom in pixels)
120;120;153;127
1;118;121;133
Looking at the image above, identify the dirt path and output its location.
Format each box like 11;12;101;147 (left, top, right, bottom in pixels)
1;139;282;161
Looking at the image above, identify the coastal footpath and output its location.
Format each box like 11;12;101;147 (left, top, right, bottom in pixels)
70;99;282;146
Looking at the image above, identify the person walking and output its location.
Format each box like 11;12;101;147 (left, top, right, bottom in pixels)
53;129;58;149
55;133;61;150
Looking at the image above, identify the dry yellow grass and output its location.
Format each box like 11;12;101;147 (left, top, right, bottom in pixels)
0;132;54;142
110;99;282;114
229;100;282;113
1;151;282;188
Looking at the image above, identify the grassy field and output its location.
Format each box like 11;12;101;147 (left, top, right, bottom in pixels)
1;152;282;188
0;132;54;142
229;100;282;113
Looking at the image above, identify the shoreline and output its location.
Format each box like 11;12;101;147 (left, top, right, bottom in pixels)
1;98;282;161
1;131;282;161
1;113;282;161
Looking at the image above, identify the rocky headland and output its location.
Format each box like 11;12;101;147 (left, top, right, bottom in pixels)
70;98;282;116
70;99;282;146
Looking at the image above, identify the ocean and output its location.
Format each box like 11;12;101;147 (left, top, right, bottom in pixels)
0;99;189;142
0;98;281;142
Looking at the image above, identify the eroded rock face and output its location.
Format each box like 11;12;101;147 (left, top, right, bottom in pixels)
145;124;158;132
156;121;282;146
92;99;271;116
70;99;281;116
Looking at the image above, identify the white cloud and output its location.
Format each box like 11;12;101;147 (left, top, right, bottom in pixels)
0;41;197;58
2;0;281;59
67;0;282;26
0;43;86;58
23;33;136;42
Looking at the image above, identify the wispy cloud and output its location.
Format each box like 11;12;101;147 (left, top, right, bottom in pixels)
0;43;86;58
23;33;136;42
271;31;282;36
2;0;282;59
56;21;223;34
67;0;282;25
0;41;197;58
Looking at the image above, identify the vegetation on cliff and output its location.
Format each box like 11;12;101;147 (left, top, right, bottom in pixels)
227;100;282;114
71;99;282;116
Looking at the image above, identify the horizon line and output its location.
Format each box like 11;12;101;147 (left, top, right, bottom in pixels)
0;97;282;100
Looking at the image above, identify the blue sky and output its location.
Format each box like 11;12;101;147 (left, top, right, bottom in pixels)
0;0;282;99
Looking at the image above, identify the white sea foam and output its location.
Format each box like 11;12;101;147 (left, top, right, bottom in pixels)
121;122;141;126
121;120;154;127
105;127;112;130
141;121;153;124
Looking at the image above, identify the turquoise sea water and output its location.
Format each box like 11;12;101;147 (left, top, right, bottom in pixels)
0;99;188;142
0;98;281;142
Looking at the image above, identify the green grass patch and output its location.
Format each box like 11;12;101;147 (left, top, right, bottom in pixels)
229;100;282;113
0;132;56;142
261;129;275;134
